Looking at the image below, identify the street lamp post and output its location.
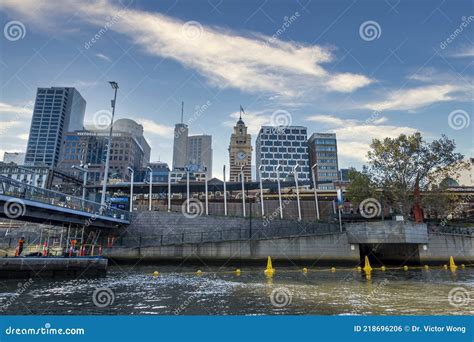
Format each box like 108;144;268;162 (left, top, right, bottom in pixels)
311;163;320;221
223;165;227;216
258;165;264;218
293;164;301;221
128;167;134;213
240;166;246;218
101;81;119;209
204;166;209;215
186;167;190;213
147;166;152;211
276;164;283;219
167;170;171;212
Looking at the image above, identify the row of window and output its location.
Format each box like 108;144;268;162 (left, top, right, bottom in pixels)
260;147;307;153
260;140;307;147
260;128;307;135
259;134;307;141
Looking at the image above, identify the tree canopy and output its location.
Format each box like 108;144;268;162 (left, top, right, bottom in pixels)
346;132;466;218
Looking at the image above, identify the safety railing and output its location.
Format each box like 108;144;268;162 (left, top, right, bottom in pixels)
0;175;130;222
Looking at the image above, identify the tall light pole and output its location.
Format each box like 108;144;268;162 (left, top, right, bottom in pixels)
293;164;301;221
204;166;209;215
223;165;227;216
186;166;190;213
101;81;118;208
167;169;171;212
240;165;246;217
311;163;320;221
147;166;152;211
128;166;134;213
72;164;88;201
258;165;264;218
276;164;283;219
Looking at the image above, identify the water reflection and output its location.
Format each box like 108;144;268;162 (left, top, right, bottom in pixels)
0;265;472;315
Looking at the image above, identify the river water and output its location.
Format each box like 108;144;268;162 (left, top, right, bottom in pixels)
0;265;473;315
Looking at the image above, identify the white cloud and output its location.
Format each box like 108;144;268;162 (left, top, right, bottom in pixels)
95;53;111;62
0;102;32;116
306;114;350;126
0;0;372;98
135;118;174;138
224;110;274;135
361;84;462;111
450;47;474;58
327;73;373;93
305;114;419;164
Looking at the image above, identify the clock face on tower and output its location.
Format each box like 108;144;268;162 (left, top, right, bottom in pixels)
237;151;246;160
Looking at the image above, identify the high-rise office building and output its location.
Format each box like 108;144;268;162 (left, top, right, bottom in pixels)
58;119;150;184
255;126;310;182
187;135;212;178
308;133;339;190
173;122;188;170
229;112;252;182
25;87;86;167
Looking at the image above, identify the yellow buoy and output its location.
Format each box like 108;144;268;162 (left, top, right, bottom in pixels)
443;265;448;270
424;265;429;270
235;269;241;276
380;266;386;271
356;266;362;272
153;271;159;276
330;267;336;272
449;256;458;270
302;267;308;273
196;270;203;276
403;265;408;271
363;256;372;273
264;256;275;277
461;264;466;269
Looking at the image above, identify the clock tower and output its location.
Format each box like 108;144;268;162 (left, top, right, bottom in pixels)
229;106;252;182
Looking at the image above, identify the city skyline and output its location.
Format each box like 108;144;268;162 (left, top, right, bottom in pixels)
0;0;472;180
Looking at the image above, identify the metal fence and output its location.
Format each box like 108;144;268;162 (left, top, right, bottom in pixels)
0;175;130;221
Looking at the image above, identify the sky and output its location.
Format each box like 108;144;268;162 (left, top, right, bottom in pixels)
0;0;472;179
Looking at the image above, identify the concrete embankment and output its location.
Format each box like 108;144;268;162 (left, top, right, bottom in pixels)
102;212;474;265
0;257;107;279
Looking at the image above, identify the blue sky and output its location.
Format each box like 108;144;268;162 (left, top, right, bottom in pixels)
0;0;472;178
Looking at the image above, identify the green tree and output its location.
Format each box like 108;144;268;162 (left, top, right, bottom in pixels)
347;132;466;218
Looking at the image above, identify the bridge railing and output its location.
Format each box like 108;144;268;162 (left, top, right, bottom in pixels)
0;176;130;221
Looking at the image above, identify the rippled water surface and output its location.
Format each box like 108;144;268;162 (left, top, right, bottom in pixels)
0;265;473;315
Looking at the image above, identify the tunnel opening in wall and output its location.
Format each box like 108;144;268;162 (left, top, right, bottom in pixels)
359;243;421;266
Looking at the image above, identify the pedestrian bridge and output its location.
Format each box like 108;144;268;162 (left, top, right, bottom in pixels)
0;176;130;228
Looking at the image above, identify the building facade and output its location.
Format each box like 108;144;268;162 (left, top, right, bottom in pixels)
172;123;188;171
144;161;170;183
308;133;339;190
229;115;252;182
58;119;150;184
255;126;310;182
3;152;25;164
187;135;212;179
25;87;86;167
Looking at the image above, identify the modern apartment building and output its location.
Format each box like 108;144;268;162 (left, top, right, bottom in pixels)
25;87;86;167
308;133;339;190
255;126;310;182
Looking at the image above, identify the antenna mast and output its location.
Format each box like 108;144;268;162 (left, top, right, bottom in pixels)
181;101;184;124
